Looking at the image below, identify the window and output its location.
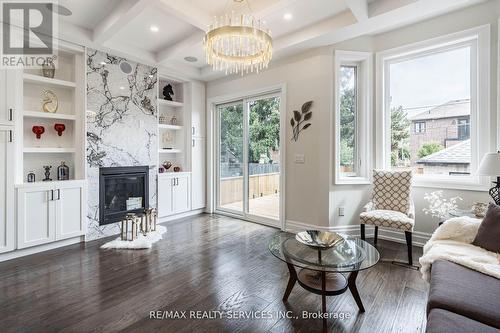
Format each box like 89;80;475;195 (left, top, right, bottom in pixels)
339;65;358;177
457;118;470;140
377;26;491;187
414;121;426;134
335;51;372;184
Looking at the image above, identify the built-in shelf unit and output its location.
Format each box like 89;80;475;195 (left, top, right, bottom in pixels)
158;76;187;173
16;44;86;184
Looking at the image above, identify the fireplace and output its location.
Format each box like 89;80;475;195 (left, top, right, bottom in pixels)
99;166;149;225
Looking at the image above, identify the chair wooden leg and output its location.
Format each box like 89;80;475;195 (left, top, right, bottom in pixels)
405;231;413;266
374;226;378;245
360;224;365;240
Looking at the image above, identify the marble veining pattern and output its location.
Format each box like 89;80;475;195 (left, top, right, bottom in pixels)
86;49;157;240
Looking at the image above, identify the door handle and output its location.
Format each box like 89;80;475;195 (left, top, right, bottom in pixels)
8;130;12;142
9;108;13;121
49;190;54;201
56;189;61;200
176;178;179;186
192;126;195;135
192;139;195;147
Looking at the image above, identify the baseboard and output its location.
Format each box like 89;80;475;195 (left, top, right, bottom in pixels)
158;209;205;225
0;236;84;262
285;220;430;247
376;229;430;247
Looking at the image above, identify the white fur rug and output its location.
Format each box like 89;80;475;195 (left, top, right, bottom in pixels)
100;225;167;250
419;217;500;282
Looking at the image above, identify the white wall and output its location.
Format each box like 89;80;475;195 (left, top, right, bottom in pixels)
207;49;334;227
206;0;500;241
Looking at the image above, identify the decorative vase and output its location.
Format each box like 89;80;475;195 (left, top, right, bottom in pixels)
32;125;45;139
27;171;35;183
57;161;69;180
173;166;181;172
41;60;55;78
170;115;177;125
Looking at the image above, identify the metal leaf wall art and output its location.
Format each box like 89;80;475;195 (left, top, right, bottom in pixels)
290;101;313;141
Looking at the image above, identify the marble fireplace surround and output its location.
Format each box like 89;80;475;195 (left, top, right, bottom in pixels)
86;49;158;241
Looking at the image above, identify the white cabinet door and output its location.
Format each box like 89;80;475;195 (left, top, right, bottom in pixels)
190;81;205;138
0;70;15;126
158;176;174;217
55;182;85;240
17;186;55;249
0;128;14;253
173;174;191;214
191;137;205;210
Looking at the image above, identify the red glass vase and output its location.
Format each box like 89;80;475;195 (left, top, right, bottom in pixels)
32;126;45;139
54;123;66;136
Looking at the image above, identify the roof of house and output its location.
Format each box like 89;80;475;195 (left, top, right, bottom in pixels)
416;139;470;165
409;99;470;121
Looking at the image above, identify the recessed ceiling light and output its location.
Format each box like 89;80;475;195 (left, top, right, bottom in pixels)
119;86;125;90
99;61;106;65
283;13;293;20
184;56;198;63
150;25;159;33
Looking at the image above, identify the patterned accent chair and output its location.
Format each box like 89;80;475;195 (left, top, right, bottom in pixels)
360;170;415;265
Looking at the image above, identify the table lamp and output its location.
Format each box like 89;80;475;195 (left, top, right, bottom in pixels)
477;151;500;205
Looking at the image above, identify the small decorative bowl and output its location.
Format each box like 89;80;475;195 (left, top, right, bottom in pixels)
295;230;344;249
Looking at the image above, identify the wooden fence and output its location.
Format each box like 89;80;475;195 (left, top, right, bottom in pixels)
220;173;280;205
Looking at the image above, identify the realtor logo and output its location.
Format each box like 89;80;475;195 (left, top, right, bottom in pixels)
1;0;58;68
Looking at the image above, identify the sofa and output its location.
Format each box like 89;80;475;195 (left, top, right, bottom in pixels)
426;259;500;332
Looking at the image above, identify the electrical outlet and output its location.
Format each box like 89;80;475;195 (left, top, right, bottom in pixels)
338;207;345;216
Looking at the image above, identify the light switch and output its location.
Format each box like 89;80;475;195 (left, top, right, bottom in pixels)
294;154;305;163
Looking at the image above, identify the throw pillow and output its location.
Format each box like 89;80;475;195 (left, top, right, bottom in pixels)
472;203;500;253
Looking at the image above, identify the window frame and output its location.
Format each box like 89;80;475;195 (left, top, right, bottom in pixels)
414;121;426;134
334;50;373;185
375;25;491;190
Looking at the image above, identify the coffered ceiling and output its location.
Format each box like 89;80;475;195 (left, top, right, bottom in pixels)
55;0;486;81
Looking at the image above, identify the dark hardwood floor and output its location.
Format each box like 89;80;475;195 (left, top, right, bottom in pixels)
0;214;428;333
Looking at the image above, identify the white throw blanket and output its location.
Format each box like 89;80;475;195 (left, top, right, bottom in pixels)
419;216;500;282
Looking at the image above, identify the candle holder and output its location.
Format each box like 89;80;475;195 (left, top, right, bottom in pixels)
54;123;66;148
32;126;45;139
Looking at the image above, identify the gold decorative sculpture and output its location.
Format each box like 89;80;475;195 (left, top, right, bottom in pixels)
41;90;58;113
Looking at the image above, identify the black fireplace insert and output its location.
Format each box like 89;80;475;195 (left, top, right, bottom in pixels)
99;166;149;225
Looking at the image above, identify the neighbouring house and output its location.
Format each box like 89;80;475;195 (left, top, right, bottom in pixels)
409;99;471;165
416;139;471;175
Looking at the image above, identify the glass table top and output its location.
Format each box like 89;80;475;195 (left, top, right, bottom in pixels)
269;232;380;273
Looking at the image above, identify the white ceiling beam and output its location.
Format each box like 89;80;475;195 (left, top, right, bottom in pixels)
345;0;369;21
156;32;204;64
93;0;154;44
156;0;211;31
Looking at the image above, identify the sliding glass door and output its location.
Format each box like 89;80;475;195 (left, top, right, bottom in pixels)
216;93;281;225
217;101;244;214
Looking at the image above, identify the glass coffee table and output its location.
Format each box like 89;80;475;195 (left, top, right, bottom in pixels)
269;232;380;314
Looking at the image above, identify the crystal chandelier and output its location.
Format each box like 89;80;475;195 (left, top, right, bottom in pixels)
203;0;272;75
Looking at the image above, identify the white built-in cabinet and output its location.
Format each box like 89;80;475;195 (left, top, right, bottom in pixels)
0;126;15;253
190;81;206;211
158;173;191;217
0;70;15;126
16;180;85;249
157;76;205;218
